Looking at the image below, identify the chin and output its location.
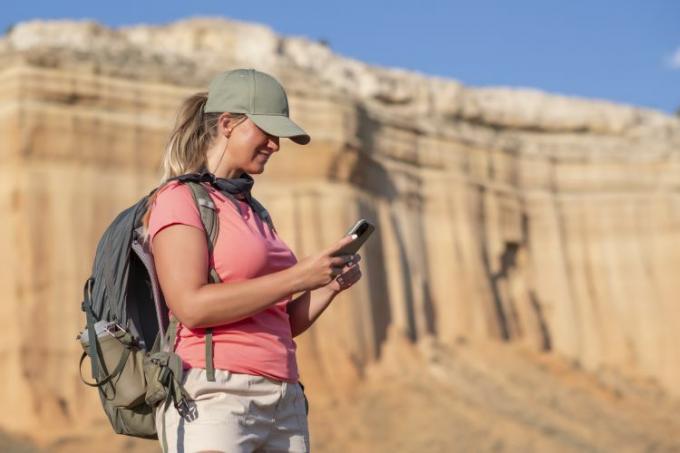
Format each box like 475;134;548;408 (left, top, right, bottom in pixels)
248;165;267;175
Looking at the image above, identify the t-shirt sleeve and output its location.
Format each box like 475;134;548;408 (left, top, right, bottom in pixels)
147;182;204;243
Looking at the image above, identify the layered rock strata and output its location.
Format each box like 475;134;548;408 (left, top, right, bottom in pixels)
0;19;679;437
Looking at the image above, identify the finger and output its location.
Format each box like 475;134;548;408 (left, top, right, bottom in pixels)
338;269;361;288
330;266;345;277
345;265;361;277
345;271;362;285
341;262;354;272
345;262;361;271
338;265;361;282
331;255;354;267
344;261;363;272
343;255;360;266
345;268;361;281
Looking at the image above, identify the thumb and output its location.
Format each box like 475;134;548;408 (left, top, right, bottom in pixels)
326;233;357;255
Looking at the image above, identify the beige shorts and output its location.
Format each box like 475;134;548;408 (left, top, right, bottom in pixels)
156;368;309;453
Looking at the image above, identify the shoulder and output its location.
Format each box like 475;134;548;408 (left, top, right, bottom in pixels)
147;181;203;241
153;180;194;204
150;181;196;213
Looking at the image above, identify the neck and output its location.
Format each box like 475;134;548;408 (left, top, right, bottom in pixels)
217;167;244;179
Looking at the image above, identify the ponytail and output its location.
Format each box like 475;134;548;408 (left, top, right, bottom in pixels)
142;93;225;239
160;92;221;182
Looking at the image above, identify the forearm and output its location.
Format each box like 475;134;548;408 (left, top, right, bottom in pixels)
154;224;357;330
287;287;338;337
178;266;303;329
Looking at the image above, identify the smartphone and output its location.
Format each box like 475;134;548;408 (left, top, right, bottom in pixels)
333;219;375;256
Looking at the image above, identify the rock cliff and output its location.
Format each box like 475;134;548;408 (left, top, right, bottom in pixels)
1;18;679;450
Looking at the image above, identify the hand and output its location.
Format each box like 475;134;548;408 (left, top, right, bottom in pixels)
292;235;359;292
322;254;362;295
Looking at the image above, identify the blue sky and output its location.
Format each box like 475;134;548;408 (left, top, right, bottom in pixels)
2;1;679;113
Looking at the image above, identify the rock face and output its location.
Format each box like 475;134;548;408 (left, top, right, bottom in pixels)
1;18;680;447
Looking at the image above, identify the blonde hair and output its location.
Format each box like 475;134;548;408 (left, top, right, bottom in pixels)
141;92;245;238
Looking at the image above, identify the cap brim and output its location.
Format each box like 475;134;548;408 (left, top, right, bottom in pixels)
247;114;311;145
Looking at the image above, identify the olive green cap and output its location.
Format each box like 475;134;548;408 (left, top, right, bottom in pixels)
204;68;310;145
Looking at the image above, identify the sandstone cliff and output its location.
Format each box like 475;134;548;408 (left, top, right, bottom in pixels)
1;18;679;451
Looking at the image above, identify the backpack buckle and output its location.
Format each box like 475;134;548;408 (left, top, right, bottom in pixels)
105;322;127;336
175;398;197;421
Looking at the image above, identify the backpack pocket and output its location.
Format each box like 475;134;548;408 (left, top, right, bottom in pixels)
79;325;148;409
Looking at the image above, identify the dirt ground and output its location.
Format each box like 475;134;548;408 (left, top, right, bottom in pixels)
4;339;680;453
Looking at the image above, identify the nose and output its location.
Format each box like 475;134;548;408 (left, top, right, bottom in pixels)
267;135;280;152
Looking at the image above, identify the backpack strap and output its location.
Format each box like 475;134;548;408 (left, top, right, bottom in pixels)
185;182;220;257
184;181;222;383
160;178;275;383
81;279;101;379
183;184;277;382
249;196;276;233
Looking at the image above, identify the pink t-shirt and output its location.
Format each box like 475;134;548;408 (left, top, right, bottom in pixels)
147;181;299;382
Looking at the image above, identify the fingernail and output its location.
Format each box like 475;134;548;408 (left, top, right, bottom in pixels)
351;234;358;240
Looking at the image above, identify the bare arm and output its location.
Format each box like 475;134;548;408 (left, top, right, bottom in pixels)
288;256;362;337
152;224;357;329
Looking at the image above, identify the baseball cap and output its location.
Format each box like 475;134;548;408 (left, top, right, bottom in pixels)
204;69;310;145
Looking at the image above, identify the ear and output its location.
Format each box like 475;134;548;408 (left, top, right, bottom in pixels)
217;113;234;138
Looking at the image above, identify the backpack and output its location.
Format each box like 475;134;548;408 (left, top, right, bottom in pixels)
77;172;275;444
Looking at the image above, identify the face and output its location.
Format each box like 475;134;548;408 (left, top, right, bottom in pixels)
224;117;280;175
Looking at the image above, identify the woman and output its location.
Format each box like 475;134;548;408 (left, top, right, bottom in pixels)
145;69;362;452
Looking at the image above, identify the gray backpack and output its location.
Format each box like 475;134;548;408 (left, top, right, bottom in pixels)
77;172;274;446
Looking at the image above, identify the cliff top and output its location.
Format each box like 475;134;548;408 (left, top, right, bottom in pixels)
1;18;678;138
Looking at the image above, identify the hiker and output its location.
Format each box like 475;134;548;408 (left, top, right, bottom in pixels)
144;69;362;452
